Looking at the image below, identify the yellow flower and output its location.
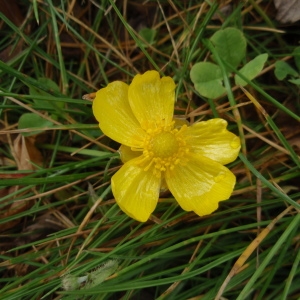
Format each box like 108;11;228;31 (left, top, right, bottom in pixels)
93;70;240;222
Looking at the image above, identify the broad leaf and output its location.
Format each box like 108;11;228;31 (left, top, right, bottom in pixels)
138;27;157;47
293;46;300;72
289;78;300;85
190;62;226;99
30;78;64;110
210;27;246;69
274;60;298;80
235;53;268;86
18;113;53;136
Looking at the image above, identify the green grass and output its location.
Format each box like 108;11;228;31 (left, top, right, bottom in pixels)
0;1;299;299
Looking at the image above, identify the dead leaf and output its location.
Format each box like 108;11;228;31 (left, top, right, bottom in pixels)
15;212;65;245
1;134;43;232
0;186;31;233
0;40;24;63
13;134;43;170
0;155;15;167
0;0;24;26
289;137;300;150
274;0;300;23
0;132;44;233
0;0;25;62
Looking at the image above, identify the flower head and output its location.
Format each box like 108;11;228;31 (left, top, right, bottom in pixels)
93;71;240;222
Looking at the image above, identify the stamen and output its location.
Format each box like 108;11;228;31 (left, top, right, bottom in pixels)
136;122;189;176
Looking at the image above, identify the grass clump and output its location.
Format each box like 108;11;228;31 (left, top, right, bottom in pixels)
0;1;299;299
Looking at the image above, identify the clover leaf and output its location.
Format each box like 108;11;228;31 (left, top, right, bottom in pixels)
293;46;300;71
138;27;157;47
30;78;64;111
18;113;53;136
274;60;298;80
191;28;268;99
210;27;247;69
274;47;300;86
190;62;227;99
235;53;268;86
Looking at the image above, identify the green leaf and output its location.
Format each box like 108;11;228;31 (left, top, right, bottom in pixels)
289;78;300;85
293;46;300;72
138;27;157;47
274;61;298;80
190;62;226;99
32;0;39;24
235;53;268;86
18;113;53;136
29;78;64;111
210;27;247;69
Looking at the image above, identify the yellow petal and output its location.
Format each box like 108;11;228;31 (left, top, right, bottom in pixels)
92;81;146;147
128;71;176;128
111;157;161;222
173;117;189;128
181;118;240;165
118;144;142;163
165;153;236;216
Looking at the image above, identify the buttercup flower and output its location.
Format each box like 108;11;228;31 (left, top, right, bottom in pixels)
93;70;240;222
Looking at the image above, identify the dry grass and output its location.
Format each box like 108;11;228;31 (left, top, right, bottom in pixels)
0;1;299;299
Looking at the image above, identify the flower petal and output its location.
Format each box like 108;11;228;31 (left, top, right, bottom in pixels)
93;81;146;147
165;153;236;216
128;71;176;128
118;144;142;163
111;157;161;222
181;118;240;165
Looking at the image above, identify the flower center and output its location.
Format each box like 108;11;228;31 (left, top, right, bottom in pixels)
140;124;189;177
151;131;179;158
